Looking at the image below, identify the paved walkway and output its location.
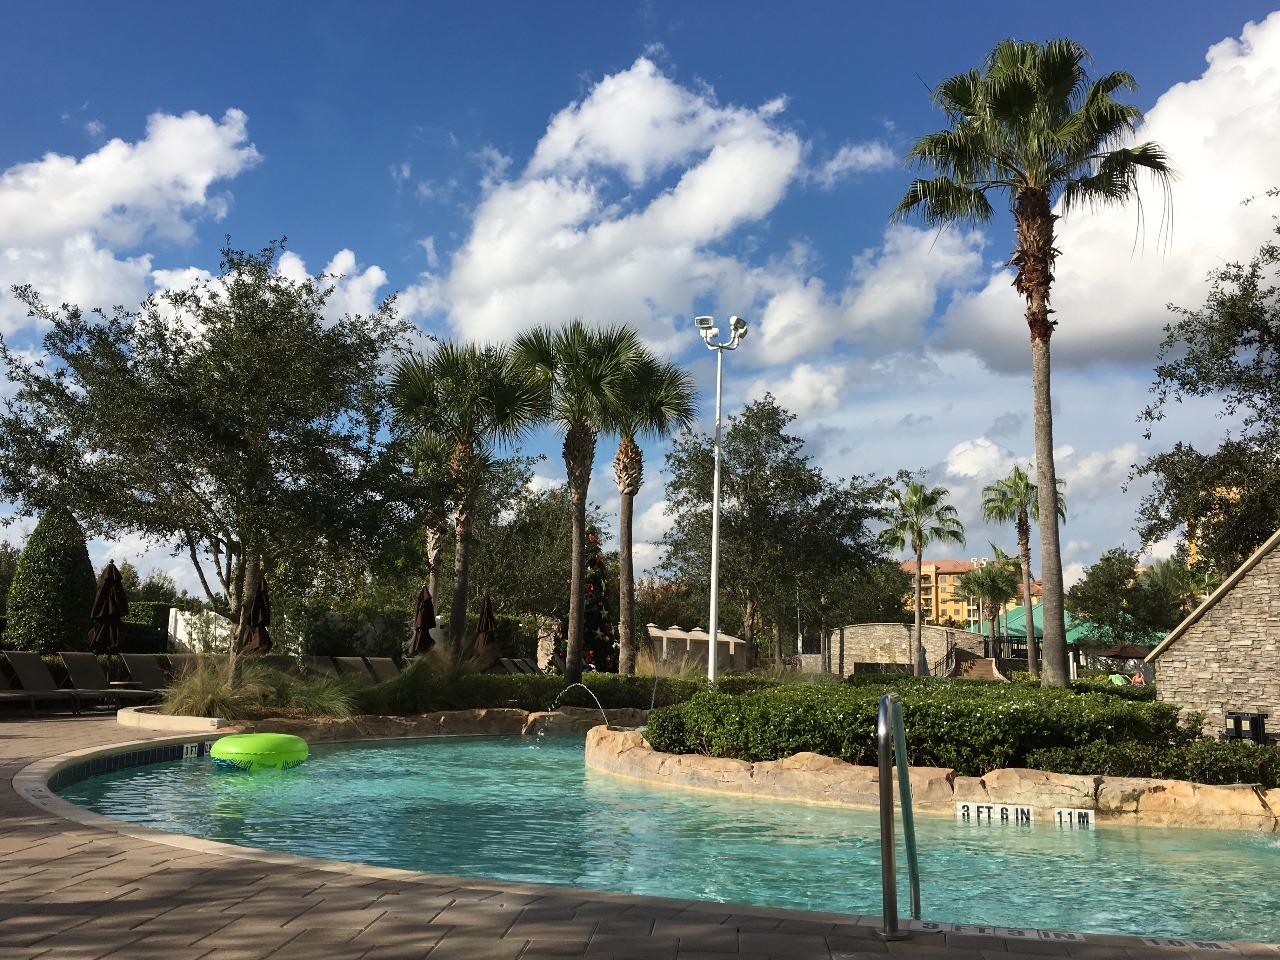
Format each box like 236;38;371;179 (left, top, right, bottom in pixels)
1;716;1274;960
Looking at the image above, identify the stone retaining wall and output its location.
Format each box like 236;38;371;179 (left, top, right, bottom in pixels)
585;727;1280;832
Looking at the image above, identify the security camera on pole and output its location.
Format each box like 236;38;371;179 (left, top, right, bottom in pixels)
694;315;747;689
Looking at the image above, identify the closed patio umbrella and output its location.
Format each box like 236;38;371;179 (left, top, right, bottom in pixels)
88;560;129;653
239;569;272;656
472;592;498;668
409;583;436;656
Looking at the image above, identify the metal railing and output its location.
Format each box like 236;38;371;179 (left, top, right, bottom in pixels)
876;693;921;940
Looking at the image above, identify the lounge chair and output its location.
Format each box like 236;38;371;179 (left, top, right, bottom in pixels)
299;656;338;676
333;656;375;680
5;652;116;713
121;654;172;693
0;668;79;717
513;657;542;675
60;653;161;706
365;657;401;683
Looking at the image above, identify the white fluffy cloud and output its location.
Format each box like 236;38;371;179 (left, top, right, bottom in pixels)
747;362;846;416
0;109;260;335
812;141;896;187
403;57;807;344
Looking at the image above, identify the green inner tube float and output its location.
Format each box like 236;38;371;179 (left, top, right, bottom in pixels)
210;733;309;771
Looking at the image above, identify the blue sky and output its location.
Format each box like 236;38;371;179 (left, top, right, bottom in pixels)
2;2;1279;594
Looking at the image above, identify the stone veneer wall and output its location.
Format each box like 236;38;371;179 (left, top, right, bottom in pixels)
1154;548;1280;737
820;623;983;676
585;726;1280;832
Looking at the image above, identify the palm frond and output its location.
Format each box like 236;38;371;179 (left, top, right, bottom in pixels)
892;176;995;226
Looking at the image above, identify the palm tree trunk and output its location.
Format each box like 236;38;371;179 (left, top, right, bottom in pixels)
1032;337;1068;686
743;596;756;671
563;421;596;686
1017;511;1038;676
913;548;924;676
614;433;643;675
425;524;444;604
449;499;472;658
1015;188;1067;687
617;487;637;674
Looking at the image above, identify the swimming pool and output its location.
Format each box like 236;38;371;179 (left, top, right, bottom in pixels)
58;734;1280;942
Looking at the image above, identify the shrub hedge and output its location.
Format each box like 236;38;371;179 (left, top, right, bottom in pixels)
4;508;96;655
643;680;1193;776
1026;739;1280;789
355;666;779;716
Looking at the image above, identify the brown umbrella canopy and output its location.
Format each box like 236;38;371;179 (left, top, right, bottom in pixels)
88;560;129;653
471;592;498;668
409;583;436;656
239;569;273;656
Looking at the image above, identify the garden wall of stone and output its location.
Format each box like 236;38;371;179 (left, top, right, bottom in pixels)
584;726;1280;832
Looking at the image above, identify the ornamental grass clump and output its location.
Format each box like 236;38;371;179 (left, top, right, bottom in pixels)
161;657;360;721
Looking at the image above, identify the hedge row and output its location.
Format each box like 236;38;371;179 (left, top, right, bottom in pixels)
1026;739;1280;789
643;681;1194;777
354;666;778;715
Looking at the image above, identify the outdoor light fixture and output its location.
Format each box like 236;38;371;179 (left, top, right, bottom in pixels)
694;314;748;688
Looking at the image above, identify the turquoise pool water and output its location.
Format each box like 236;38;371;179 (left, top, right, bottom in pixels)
58;735;1279;942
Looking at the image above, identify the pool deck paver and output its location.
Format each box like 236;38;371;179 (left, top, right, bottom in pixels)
1;716;1276;960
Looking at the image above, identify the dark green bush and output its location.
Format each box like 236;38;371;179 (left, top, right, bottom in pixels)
1027;739;1280;789
1069;677;1157;701
4;508;96;655
644;680;1191;776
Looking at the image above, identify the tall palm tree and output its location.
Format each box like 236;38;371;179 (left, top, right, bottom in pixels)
609;353;696;674
880;480;965;675
893;39;1174;686
514;320;643;684
391;341;543;656
982;466;1067;676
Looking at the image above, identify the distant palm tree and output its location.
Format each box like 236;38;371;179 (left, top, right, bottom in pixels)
955;560;1019;656
609;353;696;674
514;320;643;684
894;39;1174;686
982;466;1067;676
391;342;543;655
880;480;965;675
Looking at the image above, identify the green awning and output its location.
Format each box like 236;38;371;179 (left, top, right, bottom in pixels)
966;603;1091;643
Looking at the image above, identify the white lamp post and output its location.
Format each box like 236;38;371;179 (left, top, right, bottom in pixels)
694;315;747;688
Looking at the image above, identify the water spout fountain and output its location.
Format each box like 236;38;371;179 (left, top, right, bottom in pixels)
549;682;610;728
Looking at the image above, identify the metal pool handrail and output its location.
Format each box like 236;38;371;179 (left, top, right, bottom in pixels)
876;692;921;939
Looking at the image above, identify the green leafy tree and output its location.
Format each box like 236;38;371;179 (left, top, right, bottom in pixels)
894;38;1174;686
0;240;409;650
982;465;1066;675
459;479;608;625
608;352;695;674
661;395;889;668
1137;198;1280;576
391;341;543;655
0;539;24;616
4;508;96;654
880;480;966;675
1065;547;1184;647
514;321;642;685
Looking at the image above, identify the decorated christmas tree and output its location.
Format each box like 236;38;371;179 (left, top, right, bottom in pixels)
551;525;618;673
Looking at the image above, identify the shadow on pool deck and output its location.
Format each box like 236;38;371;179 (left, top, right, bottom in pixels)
0;714;1273;960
